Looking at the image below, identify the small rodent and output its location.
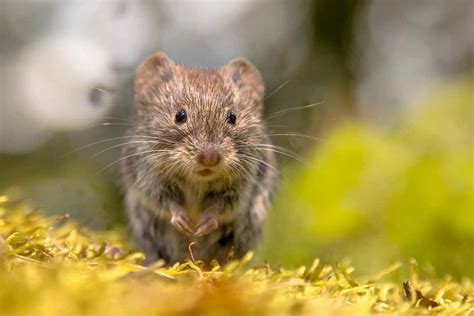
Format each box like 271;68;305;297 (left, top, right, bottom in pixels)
120;52;278;265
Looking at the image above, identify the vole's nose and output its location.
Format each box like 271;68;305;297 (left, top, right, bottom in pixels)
197;147;221;167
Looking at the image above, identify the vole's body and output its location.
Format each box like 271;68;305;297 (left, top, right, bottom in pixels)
121;52;278;264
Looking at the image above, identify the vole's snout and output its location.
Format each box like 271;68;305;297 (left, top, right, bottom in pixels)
197;147;221;168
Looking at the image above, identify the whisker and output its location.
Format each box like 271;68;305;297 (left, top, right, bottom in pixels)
153;156;182;179
240;143;302;160
262;124;288;130
181;159;193;178
230;159;250;179
129;151;175;183
84;122;133;129
96;149;166;175
62;135;165;158
268;133;325;142
92;86;116;95
265;101;325;120
244;143;304;162
255;147;304;162
99;116;132;123
146;149;181;176
236;153;279;172
135;152;169;184
264;80;289;100
90;140;162;158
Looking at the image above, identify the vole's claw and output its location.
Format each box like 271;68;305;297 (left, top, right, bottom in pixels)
194;215;218;237
170;213;195;236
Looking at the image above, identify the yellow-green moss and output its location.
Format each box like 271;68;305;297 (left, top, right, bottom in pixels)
0;197;472;315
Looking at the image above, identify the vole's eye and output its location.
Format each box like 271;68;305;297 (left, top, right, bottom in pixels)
226;111;237;125
175;109;187;123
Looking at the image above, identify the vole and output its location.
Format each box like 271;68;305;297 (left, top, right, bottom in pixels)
121;52;278;264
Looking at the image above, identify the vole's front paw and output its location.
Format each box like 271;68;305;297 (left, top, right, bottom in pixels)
170;212;195;236
194;213;218;237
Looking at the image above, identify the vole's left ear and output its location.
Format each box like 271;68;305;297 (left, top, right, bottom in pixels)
219;58;265;106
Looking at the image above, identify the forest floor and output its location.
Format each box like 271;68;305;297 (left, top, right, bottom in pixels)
0;196;472;315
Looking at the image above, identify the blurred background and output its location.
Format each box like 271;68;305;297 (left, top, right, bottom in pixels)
0;0;472;278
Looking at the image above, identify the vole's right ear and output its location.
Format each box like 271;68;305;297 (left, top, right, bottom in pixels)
135;52;175;104
219;58;265;108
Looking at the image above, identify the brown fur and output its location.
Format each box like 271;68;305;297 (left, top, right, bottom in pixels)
121;52;278;265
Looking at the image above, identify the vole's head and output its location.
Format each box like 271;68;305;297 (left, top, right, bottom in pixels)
133;52;266;182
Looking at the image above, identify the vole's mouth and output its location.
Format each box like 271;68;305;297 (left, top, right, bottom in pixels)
197;168;214;177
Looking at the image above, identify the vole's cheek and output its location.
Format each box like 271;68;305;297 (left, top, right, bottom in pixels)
219;138;235;158
179;141;198;161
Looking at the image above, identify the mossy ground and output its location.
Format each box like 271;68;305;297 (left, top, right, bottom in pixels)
0;196;472;316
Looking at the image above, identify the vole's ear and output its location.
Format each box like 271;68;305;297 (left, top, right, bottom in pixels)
135;52;175;104
220;58;265;106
